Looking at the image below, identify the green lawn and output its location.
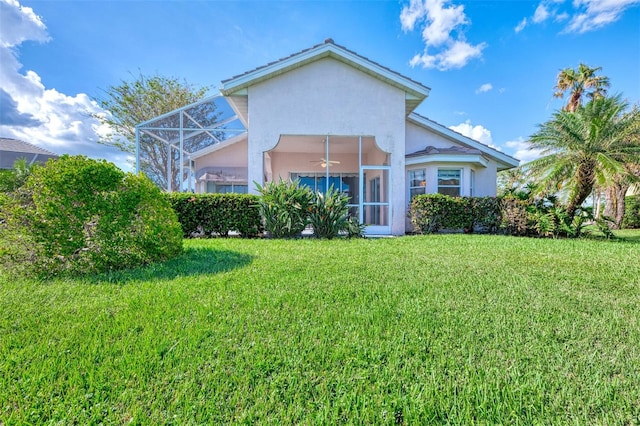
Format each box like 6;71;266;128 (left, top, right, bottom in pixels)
1;233;639;424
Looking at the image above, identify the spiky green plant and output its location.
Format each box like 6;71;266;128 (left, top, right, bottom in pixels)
308;186;351;239
255;179;312;238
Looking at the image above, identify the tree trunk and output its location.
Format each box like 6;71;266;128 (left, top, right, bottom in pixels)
604;183;629;229
567;160;596;219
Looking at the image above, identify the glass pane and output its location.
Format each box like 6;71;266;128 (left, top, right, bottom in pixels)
317;176;327;193
348;206;359;219
438;187;460;197
438;169;460;186
363;170;389;203
342;175;359;204
235;185;248;194
409;169;426;187
363;205;389;226
297;176;316;191
410;188;425;198
328;176;341;192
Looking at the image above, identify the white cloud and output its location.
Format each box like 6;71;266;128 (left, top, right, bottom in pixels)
533;3;551;23
505;137;544;164
0;0;49;47
401;0;487;70
0;0;132;171
514;17;528;33
449;120;497;148
475;83;493;94
515;0;640;34
564;0;640;33
410;39;486;71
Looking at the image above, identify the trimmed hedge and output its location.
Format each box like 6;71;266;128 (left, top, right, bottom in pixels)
165;193;263;237
622;195;640;229
410;194;501;234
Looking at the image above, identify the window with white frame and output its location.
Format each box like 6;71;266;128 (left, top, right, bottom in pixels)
470;169;475;197
206;182;248;194
437;169;461;196
408;169;427;199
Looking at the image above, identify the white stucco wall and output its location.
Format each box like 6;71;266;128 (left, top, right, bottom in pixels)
405;121;458;154
195;139;248;168
246;57;407;234
404;121;499;197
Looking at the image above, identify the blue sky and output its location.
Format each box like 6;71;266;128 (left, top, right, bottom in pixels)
1;0;639;170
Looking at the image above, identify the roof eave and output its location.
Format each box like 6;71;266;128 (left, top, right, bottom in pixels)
406;153;489;168
408;113;520;169
220;42;431;104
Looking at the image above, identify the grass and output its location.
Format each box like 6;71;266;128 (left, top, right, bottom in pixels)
1;232;640;424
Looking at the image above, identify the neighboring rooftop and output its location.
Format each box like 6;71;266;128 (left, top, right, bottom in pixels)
0;137;58;169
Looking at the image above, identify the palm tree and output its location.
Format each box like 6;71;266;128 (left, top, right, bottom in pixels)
553;63;610;112
526;95;640;219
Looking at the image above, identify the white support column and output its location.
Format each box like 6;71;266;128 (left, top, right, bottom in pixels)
358;136;363;224
325;134;329;192
135;128;140;174
167;143;171;192
247;134;264;194
179;111;184;193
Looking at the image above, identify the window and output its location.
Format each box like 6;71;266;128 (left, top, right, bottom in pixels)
437;169;461;196
470;169;475;197
408;169;427;200
290;172;359;207
206;182;248;194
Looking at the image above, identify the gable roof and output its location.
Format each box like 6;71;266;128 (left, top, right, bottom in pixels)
407;114;519;170
219;39;431;115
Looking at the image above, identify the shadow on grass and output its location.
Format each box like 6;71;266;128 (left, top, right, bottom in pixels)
87;247;254;284
617;234;640;243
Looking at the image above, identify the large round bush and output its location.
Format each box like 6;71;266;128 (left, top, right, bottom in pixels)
0;155;182;277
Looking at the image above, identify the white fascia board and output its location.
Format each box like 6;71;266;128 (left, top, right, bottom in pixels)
408;113;520;169
220;44;431;100
190;132;247;159
406;154;489;168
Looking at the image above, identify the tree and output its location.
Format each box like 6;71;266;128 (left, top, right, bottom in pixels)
553;63;610;112
603;107;640;227
526;95;640;220
96;73;217;191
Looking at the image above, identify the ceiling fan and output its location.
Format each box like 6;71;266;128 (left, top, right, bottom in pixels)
310;158;340;168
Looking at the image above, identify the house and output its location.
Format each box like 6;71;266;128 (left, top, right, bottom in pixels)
0;137;58;169
137;39;519;235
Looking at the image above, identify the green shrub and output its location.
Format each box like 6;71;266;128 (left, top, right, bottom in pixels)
409;194;474;234
622;195;640;229
470;197;502;233
256;179;313;238
308;186;352;239
165;193;262;237
499;196;532;236
0;155;182;277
